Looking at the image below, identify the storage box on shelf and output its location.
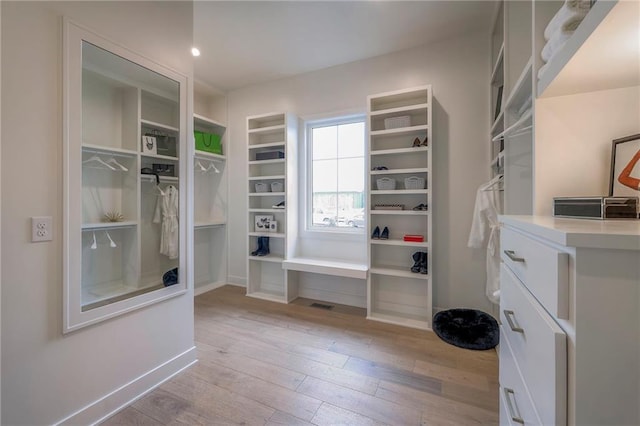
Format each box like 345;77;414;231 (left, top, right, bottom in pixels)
193;112;227;294
367;85;432;330
246;112;298;303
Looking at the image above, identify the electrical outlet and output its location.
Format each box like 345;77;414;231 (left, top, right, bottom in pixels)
31;216;53;242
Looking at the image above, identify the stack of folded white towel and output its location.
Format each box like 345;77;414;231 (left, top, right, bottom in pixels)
538;0;593;81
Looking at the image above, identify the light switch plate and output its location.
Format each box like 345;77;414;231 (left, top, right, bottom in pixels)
32;216;53;242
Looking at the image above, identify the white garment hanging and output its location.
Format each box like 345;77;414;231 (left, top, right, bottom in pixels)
153;185;179;259
468;181;503;304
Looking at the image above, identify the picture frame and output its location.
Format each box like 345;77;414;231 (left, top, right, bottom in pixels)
254;215;273;232
609;133;640;196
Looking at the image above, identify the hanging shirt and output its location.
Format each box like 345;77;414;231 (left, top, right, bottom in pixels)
153;185;179;259
468;182;503;304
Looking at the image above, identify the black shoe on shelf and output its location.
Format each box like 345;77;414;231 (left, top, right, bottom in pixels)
412;137;421;147
421;136;428;146
272;201;285;209
371;226;380;239
380;226;389;240
412;203;428;211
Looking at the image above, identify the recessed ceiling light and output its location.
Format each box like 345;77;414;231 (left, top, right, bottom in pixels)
191;47;200;57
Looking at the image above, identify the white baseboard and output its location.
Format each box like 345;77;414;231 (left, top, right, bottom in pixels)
226;275;247;286
56;346;197;426
194;281;226;296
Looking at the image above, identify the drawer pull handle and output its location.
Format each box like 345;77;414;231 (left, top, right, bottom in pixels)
504;387;525;424
504;250;525;262
503;310;524;333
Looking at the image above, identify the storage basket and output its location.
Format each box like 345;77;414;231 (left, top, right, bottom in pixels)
270;182;284;192
404;176;425;190
376;177;396;190
384;115;410;130
255;182;270;193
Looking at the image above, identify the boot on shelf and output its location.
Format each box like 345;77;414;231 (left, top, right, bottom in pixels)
257;236;270;256
251;236;264;256
420;252;428;274
410;251;422;273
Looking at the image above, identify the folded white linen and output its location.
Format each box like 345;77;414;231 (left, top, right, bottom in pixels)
537;61;550;81
541;29;573;62
544;0;591;40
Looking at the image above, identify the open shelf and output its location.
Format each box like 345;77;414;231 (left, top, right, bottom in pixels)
370;239;429;248
194;151;226;162
371;189;429;195
370;167;428;175
370;124;429;137
370;103;429;118
370;210;429;216
140;118;179;133
370;147;428;156
370;266;430;280
82;221;137;230
194;221;226;229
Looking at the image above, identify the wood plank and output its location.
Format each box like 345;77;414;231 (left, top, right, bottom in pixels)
376;380;499;426
297;376;423;425
132;388;191;424
162;372;275;425
344;356;441;395
196;344;307;390
187;360;322;421
100;408;163;426
311;403;386;426
205;336;379;395
267;411;314;426
413;359;490;391
329;340;416;371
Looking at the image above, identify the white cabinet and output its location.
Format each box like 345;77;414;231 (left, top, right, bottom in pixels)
366;86;433;329
63;21;187;332
246;112;298;302
193;113;227;295
500;215;640;425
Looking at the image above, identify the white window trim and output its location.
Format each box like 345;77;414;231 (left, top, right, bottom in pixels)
300;113;367;240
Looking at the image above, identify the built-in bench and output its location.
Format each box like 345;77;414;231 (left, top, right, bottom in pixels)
282;257;368;279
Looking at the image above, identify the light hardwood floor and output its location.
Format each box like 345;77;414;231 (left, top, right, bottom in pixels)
102;285;499;425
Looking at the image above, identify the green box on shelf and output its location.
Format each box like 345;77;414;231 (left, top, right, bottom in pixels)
194;131;222;155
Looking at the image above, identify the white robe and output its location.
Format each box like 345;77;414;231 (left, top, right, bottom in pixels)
468;183;503;304
153;185;179;259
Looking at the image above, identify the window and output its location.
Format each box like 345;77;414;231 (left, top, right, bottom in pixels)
307;116;365;232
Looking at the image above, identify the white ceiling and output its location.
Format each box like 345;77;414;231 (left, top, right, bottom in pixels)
193;1;497;92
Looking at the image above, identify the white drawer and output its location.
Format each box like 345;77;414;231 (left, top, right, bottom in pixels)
499;327;540;426
500;265;567;426
501;227;569;319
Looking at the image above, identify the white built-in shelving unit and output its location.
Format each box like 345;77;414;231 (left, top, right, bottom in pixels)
246;112;298;303
64;22;187;332
366;85;432;330
193;112;228;295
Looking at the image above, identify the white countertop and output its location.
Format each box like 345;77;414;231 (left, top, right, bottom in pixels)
500;215;640;250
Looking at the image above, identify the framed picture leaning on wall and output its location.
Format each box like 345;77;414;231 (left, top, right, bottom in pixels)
610;133;640;196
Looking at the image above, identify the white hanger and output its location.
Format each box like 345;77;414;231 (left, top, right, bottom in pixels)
195;160;207;173
482;174;504;191
90;232;97;249
105;231;117;248
106;157;128;171
207;161;220;174
83;155;116;170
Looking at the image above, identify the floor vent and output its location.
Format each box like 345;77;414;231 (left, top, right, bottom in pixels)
310;302;334;310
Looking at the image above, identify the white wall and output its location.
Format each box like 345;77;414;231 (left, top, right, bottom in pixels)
1;2;194;424
535;86;640;214
226;31;494;312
